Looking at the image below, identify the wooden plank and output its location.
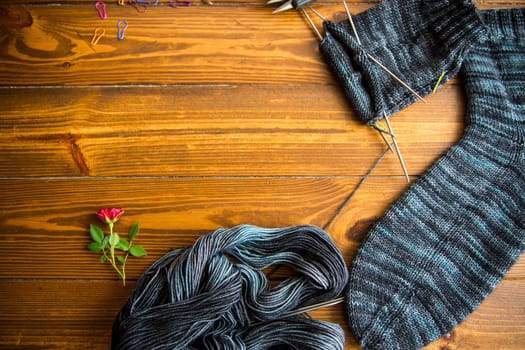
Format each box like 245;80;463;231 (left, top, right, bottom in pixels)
0;176;386;279
0;84;464;177
0;0;381;5
1;177;523;279
0;280;131;350
0;4;374;86
8;0;522;6
3;0;511;87
484;1;525;5
1;1;514;86
424;277;525;350
0;277;523;349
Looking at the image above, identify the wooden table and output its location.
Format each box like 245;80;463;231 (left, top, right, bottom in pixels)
1;0;524;348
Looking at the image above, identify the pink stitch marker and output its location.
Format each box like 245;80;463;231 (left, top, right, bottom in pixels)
95;1;107;20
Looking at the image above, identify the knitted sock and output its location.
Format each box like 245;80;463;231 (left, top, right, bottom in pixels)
342;6;525;350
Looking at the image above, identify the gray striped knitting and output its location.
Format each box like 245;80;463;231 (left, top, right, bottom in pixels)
321;1;525;348
111;224;348;349
320;0;485;125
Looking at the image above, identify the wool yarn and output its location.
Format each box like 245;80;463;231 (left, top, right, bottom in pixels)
112;224;348;349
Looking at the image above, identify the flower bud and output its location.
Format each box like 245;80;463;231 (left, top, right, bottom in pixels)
96;208;124;224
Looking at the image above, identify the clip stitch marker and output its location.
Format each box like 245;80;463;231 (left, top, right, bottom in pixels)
95;1;107;20
117;20;128;40
128;0;148;13
90;27;106;46
433;71;446;94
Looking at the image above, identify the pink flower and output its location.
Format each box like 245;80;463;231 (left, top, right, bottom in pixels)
97;208;124;224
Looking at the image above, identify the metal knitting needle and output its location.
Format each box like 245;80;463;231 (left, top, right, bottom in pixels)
280;296;345;318
307;6;327;21
383;111;410;183
372;123;396;154
272;0;294;13
342;0;425;103
368;56;425;102
342;0;411;182
301;8;323;41
342;0;361;44
251;296;345;326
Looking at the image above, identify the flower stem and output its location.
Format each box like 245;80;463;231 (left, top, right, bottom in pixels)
107;223;126;285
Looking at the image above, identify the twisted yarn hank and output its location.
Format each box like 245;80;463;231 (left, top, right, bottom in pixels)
112;224;348;349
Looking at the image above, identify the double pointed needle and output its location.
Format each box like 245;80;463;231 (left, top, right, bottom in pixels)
300;8;323;40
383;112;410;182
279;296;345;319
343;0;412;182
251;296;345;326
342;0;425;103
273;0;416;183
270;0;426;106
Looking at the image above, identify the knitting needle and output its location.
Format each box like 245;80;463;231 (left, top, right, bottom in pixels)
271;0;317;13
301;8;323;41
307;6;327;21
383;111;410;183
342;0;411;182
342;0;360;44
273;0;294;13
373;118;409;183
279;296;345;318
342;0;425;103
368;56;425;102
251;296;345;326
371;123;396;154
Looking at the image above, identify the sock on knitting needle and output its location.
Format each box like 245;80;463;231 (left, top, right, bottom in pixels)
320;0;485;125
320;1;525;349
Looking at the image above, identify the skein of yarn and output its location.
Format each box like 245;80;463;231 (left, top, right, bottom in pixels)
112;224;348;349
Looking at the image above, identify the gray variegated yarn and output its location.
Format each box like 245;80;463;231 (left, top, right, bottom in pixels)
112;224;348;350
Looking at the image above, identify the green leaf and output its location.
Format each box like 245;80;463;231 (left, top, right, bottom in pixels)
116;238;130;251
129;245;147;257
90;224;104;243
129;222;140;241
100;255;107;263
109;233;120;248
117;256;125;264
88;242;103;252
102;236;109;249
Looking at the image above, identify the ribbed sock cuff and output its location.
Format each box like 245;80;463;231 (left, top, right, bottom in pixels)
481;7;525;42
320;0;486;124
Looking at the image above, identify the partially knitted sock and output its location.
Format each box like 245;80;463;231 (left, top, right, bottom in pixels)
320;0;485;124
342;6;525;350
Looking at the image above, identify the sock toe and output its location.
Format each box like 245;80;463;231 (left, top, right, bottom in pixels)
346;272;451;349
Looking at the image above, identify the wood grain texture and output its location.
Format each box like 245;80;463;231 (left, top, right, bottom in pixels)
0;4;358;86
0;276;523;349
0;84;463;177
1;0;524;349
0;176;418;279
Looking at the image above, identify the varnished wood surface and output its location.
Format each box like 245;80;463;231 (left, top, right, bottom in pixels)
1;0;524;349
